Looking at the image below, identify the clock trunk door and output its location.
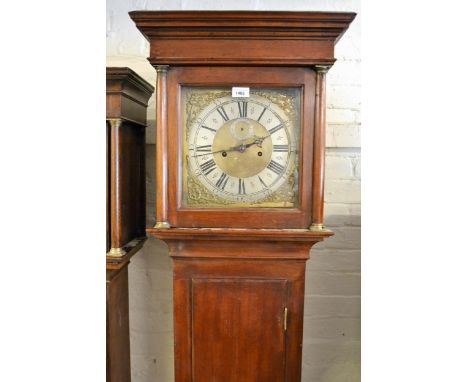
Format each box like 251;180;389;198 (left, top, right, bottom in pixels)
192;278;288;382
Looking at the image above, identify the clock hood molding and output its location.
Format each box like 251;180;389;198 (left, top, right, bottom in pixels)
129;11;356;66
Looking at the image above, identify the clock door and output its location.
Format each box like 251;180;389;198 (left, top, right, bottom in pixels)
192;278;288;382
166;66;315;229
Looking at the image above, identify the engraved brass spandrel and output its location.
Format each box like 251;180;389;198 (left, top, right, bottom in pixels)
185;89;231;140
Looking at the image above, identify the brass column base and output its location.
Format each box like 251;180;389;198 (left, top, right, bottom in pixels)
107;247;126;257
309;223;325;231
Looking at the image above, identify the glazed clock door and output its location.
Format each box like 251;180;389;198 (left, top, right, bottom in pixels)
167;66;316;229
191;278;288;382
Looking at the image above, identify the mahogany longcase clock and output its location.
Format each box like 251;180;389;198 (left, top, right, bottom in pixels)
130;11;355;382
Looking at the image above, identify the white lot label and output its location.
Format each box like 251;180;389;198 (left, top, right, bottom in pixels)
232;87;250;98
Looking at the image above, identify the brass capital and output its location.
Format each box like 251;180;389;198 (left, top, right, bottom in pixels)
313;65;331;74
106;118;122;129
154;65;169;73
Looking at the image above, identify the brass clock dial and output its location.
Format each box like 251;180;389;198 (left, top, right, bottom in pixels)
182;87;301;208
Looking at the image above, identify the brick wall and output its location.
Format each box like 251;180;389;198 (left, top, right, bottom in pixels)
107;1;361;381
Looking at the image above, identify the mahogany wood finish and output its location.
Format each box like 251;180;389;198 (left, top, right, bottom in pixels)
191;278;287;381
106;67;154;382
130;11;355;382
107;265;131;382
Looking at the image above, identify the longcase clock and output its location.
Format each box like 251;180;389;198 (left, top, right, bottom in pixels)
106;67;154;382
130;11;355;382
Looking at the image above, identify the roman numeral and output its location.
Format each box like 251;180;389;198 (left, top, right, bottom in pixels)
257;107;267;122
238;178;246;195
258;176;268;189
268;123;284;135
267;160;285;176
216;106;229;122
215;172;229;190
273;144;289;152
196;144;212;153
201;125;216;133
238;101;248;118
200;159;217;175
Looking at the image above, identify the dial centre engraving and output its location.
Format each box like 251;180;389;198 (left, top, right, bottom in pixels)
212;119;272;178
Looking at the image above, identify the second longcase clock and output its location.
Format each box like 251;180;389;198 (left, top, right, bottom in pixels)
130;10;355;382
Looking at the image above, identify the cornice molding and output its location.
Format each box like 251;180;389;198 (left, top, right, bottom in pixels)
106;67;155;96
130;11;355;43
129;11;356;66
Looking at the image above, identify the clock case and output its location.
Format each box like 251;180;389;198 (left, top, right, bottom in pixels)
106;67;154;382
130;11;356;382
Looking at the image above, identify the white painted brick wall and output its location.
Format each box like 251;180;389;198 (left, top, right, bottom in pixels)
107;1;361;381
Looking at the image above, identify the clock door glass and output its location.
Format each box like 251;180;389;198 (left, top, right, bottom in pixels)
181;87;301;208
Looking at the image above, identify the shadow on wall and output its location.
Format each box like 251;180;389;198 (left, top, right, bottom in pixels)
128;238;174;382
303;219;361;382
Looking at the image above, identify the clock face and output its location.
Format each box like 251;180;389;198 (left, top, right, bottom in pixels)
182;87;301;208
